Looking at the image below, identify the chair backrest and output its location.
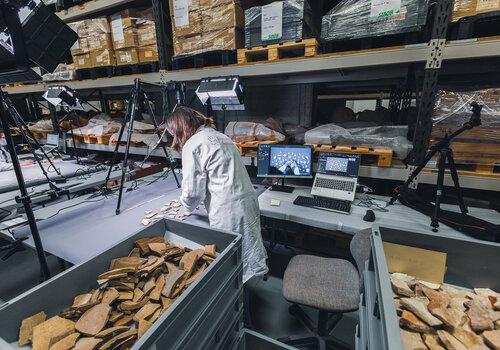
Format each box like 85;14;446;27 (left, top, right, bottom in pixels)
350;228;372;289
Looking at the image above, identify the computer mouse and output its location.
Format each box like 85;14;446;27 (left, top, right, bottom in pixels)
363;209;375;222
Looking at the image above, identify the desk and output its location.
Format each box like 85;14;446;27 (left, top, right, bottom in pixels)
0;160;105;194
12;175;209;264
258;186;500;242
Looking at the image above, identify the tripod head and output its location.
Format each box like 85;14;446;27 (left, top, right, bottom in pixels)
467;102;482;128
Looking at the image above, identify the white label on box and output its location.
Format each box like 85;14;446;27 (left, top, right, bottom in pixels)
97;55;103;62
261;2;283;41
111;15;125;41
78;59;85;65
476;0;500;10
145;51;153;58
370;0;402;20
173;0;189;28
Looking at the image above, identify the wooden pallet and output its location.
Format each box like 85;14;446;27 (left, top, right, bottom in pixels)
80;133;112;145
237;39;318;64
308;144;393;167
235;140;280;157
433;141;499;175
29;130;51;140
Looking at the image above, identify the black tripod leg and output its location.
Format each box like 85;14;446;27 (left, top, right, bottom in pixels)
446;150;468;214
115;83;139;215
390;147;437;205
0;90;51;280
143;92;180;188
431;150;447;232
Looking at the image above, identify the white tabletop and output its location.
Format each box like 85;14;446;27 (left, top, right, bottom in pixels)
258;186;500;242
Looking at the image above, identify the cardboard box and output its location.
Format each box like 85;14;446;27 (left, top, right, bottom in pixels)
451;0;500;21
172;10;202;37
202;3;244;31
138;45;159;63
199;0;239;10
174;34;202;56
202;27;243;51
91;49;116;67
115;48;140;65
72;53;92;70
137;23;157;46
110;11;139;49
88;33;114;51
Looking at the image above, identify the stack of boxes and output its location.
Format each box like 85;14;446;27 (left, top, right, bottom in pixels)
169;0;244;57
70;18;115;70
451;0;500;22
70;9;159;72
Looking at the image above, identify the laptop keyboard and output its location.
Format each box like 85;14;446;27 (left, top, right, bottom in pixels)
315;178;355;192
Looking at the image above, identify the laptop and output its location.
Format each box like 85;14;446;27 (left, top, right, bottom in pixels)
311;152;361;202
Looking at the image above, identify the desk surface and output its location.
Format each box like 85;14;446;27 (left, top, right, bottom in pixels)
0;160;104;194
13;175;210;264
258;186;500;242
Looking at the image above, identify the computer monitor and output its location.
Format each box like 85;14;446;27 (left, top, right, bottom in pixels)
317;152;361;177
258;144;313;178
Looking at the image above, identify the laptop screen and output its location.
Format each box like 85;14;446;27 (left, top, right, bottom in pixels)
317;152;361;178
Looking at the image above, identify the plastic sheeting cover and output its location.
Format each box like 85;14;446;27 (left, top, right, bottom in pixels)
224;121;286;143
321;0;430;41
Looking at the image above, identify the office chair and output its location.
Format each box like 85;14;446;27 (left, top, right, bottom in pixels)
279;229;372;349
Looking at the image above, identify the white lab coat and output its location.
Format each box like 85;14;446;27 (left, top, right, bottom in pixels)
180;126;268;283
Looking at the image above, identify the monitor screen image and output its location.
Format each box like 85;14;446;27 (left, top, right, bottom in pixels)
325;156;349;173
257;144;313;178
269;146;312;177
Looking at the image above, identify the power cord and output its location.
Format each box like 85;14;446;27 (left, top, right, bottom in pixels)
354;183;390;212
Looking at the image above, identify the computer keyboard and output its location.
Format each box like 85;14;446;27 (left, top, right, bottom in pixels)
314;178;355;192
293;195;351;214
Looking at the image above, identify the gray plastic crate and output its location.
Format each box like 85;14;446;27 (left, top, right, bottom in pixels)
0;219;242;350
362;224;500;350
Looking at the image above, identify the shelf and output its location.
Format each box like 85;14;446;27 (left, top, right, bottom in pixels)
4;38;500;94
68;141;181;159
56;0;137;22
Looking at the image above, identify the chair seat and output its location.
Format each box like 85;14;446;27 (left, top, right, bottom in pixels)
283;255;360;312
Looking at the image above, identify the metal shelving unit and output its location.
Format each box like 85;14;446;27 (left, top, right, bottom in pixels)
67;141;181;159
4;38;500;94
56;0;138;22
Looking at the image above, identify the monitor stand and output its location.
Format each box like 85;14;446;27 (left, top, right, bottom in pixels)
269;178;294;193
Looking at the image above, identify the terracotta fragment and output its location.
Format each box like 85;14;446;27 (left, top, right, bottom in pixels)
128;248;141;258
148;242;168;255
132;288;145;303
437;330;467;350
72;294;93;308
161;297;175;311
400;329;427;350
99;329;137;350
150;274;166;301
399;310;433;333
109;256;145;270
162;270;185;298
421;286;451;308
423;334;446;350
138;319;153;339
133;302;160;321
75;304;111;336
450;326;484;348
118;297;149;312
32;316;75;350
97;267;136;281
113;314;134;327
108;311;124;323
391;275;414;297
204;244;216;258
467;300;495;332
117;291;134;300
135;237;164;254
142;276;156;294
95;326;130;338
101;288;120;305
401;298;443;327
428;301;463;328
186;263;207;286
18;311;47;346
48;332;80;350
179;249;204;276
147;307;162;323
482;329;500;350
72;337;102;350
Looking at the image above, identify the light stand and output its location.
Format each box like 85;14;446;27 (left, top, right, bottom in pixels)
103;79;180;215
0;87;51;280
389;102;483;232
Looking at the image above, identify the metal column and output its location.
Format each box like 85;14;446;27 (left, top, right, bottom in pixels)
152;0;173;70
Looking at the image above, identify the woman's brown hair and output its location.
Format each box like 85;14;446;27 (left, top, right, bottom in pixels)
166;106;215;151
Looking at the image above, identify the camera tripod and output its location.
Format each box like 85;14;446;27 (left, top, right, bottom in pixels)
104;78;180;215
389;102;483;232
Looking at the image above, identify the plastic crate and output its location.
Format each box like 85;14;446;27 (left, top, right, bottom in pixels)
359;224;500;350
0;219;242;349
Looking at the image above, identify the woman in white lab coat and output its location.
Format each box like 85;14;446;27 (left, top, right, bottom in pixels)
166;107;268;284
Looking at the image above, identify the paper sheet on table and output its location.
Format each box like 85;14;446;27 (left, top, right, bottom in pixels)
383;242;447;284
